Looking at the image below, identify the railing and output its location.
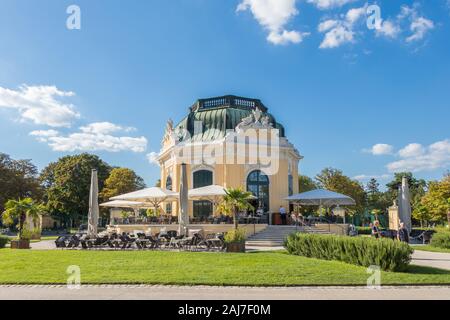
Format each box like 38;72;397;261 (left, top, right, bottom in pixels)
193;95;268;112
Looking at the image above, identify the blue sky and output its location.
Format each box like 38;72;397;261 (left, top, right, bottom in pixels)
0;0;449;188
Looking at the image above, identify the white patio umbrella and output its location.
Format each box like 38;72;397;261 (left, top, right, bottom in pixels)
285;189;356;206
285;189;355;220
87;169;99;237
398;177;412;233
111;187;178;217
188;185;227;216
179;163;189;236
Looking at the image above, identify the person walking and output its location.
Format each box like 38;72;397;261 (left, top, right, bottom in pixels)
397;222;410;243
280;206;287;225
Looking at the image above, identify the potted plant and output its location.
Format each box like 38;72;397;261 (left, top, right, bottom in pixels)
220;188;254;252
1;198;43;250
224;228;247;253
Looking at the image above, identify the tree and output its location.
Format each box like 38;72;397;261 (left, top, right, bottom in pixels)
386;172;427;222
1;198;44;239
421;175;450;225
222;188;254;229
298;175;317;193
100;168;145;202
0;153;42;214
315;168;366;213
40;153;111;227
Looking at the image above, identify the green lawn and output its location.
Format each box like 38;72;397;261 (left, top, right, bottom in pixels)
1;249;450;286
412;245;450;254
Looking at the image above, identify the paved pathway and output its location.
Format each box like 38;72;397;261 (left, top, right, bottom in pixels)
0;285;449;300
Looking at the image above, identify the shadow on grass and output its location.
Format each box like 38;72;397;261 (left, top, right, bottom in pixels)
404;265;450;275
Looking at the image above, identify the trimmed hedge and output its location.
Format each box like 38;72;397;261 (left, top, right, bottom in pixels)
431;230;450;249
285;233;413;272
0;236;9;249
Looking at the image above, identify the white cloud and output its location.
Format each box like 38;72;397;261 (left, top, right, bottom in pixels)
387;140;450;173
397;4;434;43
318;5;366;49
376;20;401;38
307;0;356;10
30;122;147;153
363;144;394;156
406;16;434;42
0;85;80;127
237;0;309;45
146;152;159;165
398;143;425;158
80;122;136;134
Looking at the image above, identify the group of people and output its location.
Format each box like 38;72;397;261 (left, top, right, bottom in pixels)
371;220;410;243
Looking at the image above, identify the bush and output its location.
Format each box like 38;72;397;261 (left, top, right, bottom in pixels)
431;230;450;249
0;236;9;248
285;233;413;272
224;228;246;244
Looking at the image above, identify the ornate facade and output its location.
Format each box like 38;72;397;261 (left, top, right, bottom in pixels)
155;95;302;218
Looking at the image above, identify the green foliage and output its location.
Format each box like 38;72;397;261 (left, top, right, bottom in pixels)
40;153;111;225
420;176;450;224
1;198;44;240
431;229;450;249
0;153;42;214
0;236;8;248
222;188;254;229
285;233;413;272
100;167;145;202
315;168;366;213
298;175;317;193
224;228;246;244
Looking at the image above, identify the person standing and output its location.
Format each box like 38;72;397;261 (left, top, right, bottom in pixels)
397;222;410;243
371;220;381;239
279;206;287;225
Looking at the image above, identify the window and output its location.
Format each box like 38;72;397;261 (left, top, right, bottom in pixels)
166;176;172;191
166;203;172;215
193;170;213;189
247;170;270;212
288;174;293;196
193;200;213;219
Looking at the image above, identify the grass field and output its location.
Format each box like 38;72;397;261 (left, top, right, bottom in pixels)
412;245;450;254
1;249;450;286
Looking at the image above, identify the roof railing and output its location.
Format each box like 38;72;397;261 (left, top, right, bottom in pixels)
191;95;267;112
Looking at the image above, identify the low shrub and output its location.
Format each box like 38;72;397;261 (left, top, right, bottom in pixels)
284;233;413;272
431;230;450;249
224;228;246;244
0;236;9;248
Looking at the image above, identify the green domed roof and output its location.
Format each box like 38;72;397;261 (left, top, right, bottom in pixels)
175;95;285;142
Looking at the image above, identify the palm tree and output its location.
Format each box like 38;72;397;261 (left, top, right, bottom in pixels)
222;188;254;229
1;198;44;239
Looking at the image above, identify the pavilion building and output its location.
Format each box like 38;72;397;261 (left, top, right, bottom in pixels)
155;95;303;220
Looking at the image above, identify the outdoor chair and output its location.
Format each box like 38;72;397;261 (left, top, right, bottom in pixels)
55;236;68;248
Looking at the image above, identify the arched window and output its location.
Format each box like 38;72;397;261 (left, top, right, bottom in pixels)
193;170;213;189
166;176;173;191
247;170;270;212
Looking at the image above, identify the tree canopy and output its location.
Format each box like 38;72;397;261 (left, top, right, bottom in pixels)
100;167;146;201
0;153;42;213
40;153;111;226
298;175;317;193
315;168;366;213
420;175;450;224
